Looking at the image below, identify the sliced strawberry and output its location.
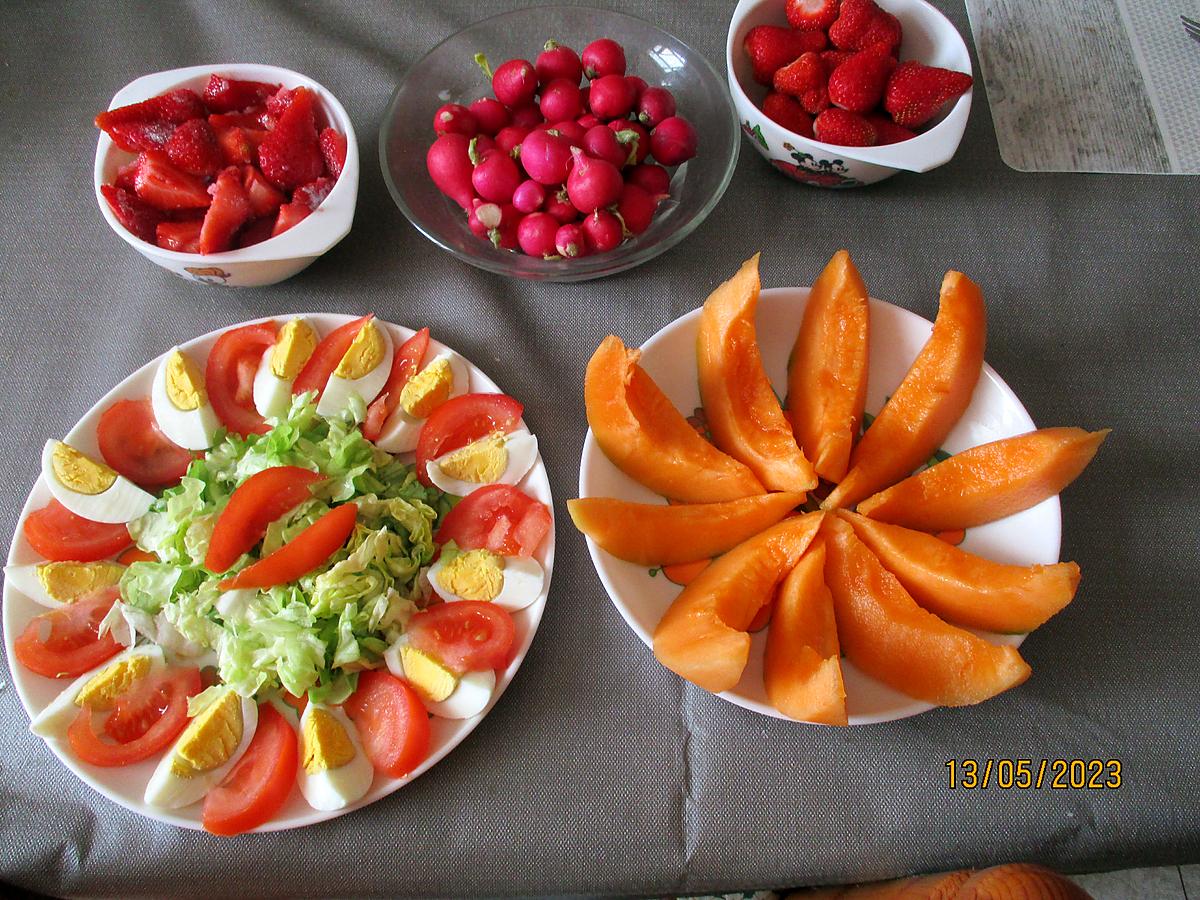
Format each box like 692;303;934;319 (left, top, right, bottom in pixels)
884;61;973;128
155;218;204;253
813;107;877;146
761;92;814;138
241;166;286;217
293;176;336;211
257;86;324;191
165;119;223;177
271;200;311;237
743;25;828;86
95;89;206;151
198;168;253;254
214;125;268;166
827;47;896;113
865;114;916;145
319;128;348;179
236;216;276;248
266;87;295;118
134;150;211;210
829;0;902;54
209;110;268;130
203;75;280;114
113;159;139;192
100;184;164;243
786;0;839;31
103;120;176;152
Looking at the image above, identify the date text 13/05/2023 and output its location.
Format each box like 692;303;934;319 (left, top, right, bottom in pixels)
945;759;1122;790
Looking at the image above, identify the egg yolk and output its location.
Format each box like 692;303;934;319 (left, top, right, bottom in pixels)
75;655;151;710
334;319;385;379
165;350;207;411
302;707;356;774
51;442;117;495
270;318;318;379
36;561;125;602
170;690;243;778
399;357;453;419
436;549;505;601
438;434;509;484
399;645;458;703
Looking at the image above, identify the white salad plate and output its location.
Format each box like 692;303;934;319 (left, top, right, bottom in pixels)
2;313;554;831
578;287;1060;724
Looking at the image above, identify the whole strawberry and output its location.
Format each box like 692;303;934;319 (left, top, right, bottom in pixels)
744;25;827;85
827;47;895;113
829;0;902;54
884;60;972;128
813;107;877;146
762;92;815;138
865;114;916;144
773;52;831;115
786;0;840;32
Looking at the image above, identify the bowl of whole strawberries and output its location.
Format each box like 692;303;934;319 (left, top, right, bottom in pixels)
728;0;972;187
380;6;740;281
94;63;358;287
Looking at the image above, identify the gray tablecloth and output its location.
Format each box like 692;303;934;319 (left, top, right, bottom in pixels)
1;1;1197;897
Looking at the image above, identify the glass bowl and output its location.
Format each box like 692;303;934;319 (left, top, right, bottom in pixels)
380;5;740;282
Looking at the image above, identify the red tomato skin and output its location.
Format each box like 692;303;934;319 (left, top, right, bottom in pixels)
414;393;525;486
202;703;298;836
406;601;516;673
206;320;278;437
343;670;431;779
205;465;324;573
12;587;123;678
362;327;430;441
118;547;158;565
23;500;133;562
97;398;194;489
219;502;358;591
434;484;551;557
291;314;373;401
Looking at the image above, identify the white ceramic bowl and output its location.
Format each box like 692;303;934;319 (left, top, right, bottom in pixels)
726;0;972;187
94;64;359;287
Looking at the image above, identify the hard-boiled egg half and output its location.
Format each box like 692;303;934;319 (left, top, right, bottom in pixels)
41;440;153;524
253;317;318;419
297;702;373;810
30;645;165;739
145;686;258;808
385;635;496;720
425;430;538;497
4;560;125;608
427;548;544;612
374;349;471;453
315;318;393;419
151;348;221;451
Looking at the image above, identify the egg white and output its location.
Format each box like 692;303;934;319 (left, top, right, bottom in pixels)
41;440;154;524
150;348;222;451
373;350;471;453
296;703;374;811
427;554;545;612
4;561;123;609
30;645;165;740
315;324;393;419
383;635;497;720
251;346;292;420
426;429;539;497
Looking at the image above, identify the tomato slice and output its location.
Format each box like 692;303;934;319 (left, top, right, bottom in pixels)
68;666;201;767
205;465;324;573
219;502;358;591
97;397;194;489
362;327;430;441
292;314;372;402
343;670;430;778
202;703;298;836
415;393;524;486
406;601;515;673
23;499;133;562
207;320;278;436
12;587;124;678
435;484;551;558
118;546;158;565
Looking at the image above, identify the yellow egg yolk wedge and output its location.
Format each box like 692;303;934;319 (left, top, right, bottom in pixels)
439;434;508;484
36;561;125;603
437;549;505;601
170;691;244;778
271;318;318;379
165;350;207;411
302;707;357;774
51;442;117;495
399;357;453;418
75;655;152;710
334;319;385;379
400;645;458;702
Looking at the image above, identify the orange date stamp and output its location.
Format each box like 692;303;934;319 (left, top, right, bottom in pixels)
945;758;1122;790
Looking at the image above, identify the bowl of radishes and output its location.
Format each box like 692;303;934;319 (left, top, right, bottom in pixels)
380;5;739;281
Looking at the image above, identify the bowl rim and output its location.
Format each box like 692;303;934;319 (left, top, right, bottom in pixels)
725;0;972;173
379;4;741;282
93;63;359;264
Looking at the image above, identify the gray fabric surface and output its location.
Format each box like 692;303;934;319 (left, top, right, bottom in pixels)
0;1;1197;897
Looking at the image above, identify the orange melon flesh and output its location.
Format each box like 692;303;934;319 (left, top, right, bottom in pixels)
822;516;1031;706
787;249;870;484
857;427;1110;532
584;335;765;503
567;491;804;566
823;270;986;510
663;559;710;586
763;539;848;725
653;512;824;693
697;254;818;494
824;870;972;899
954;864;1091;900
839;511;1079;633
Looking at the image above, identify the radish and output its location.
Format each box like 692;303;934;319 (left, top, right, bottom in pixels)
489;203;521;249
616;182;660;235
469;98;510;136
427;132;476;210
433;103;478;137
512;179;546;213
576;112;601;130
551;119;588;147
467;135;497;164
582;208;623;252
520;129;574;185
510;105;545;129
540;78;583;123
582;125;627;168
588;74;635;120
637;87;676;128
490;57;538;108
610;120;650;165
471;150;521;203
650;116;698;166
626;76;649;105
468;200;503;238
495;125;531;157
581;38;626;80
517;211;560;257
535;41;583;86
545;189;580;223
566;147;623;213
627;163;671;196
555;223;588;258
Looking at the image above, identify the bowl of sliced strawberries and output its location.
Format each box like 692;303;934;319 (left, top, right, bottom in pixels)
727;0;972;187
94;64;358;287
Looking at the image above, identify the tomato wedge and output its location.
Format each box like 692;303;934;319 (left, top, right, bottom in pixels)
205;465;324;573
363;327;430;441
407;601;515;673
415;393;524;486
202;703;298;836
12;587;123;678
97;398;194;489
207;320;278;436
23;499;133;562
118;546;158;565
219;502;358;591
343;670;430;779
68;666;201;767
292;314;372;401
435;484;551;557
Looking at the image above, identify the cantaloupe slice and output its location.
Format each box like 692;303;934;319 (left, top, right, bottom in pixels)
787;250;870;484
797;870;971;899
839;511;1079;633
822;516;1031;706
697;254;818;494
857;427;1110;532
585;335;765;503
823;271;986;510
567;492;804;566
954;864;1090;900
763;538;847;725
653;512;824;693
